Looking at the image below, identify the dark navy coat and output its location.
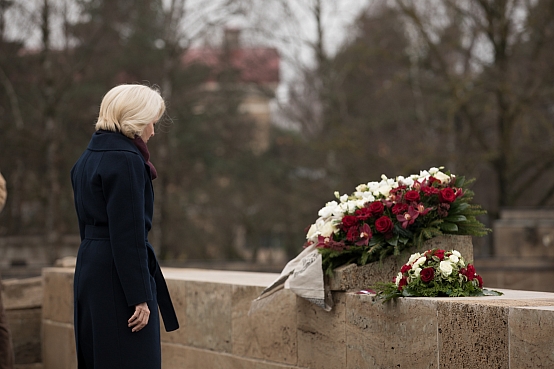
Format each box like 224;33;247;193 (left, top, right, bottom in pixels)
71;130;178;369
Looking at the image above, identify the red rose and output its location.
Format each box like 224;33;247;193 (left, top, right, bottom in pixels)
375;216;394;234
438;188;456;203
420;267;435;283
392;203;409;215
466;264;476;281
355;207;372;221
404;190;420;203
398;276;408;290
434;249;445;260
475;275;483;288
428;176;440;186
368;201;384;216
342;215;358;229
400;264;411;273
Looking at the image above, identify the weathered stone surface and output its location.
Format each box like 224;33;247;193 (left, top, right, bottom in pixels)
346;294;438;368
509;306;554;368
42;268;74;324
185;281;232;352
162;343;304;369
6;308;42;364
297;292;346;369
234;288;298;365
1;277;42;310
329;235;473;291
41;321;76;369
437;302;509;369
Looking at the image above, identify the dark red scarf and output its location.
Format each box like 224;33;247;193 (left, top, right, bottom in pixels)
132;136;158;180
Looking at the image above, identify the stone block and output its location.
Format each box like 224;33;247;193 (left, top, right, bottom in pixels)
162;343;304;369
328;235;473;291
234;288;298;365
437;302;509;368
6;308;42;364
184;281;232;352
1;277;43;310
160;278;187;344
42;268;74;324
42;321;76;369
509;306;554;368
297;292;346;369
345;293;438;368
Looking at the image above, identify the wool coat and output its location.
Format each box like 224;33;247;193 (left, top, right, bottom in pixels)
71;130;178;369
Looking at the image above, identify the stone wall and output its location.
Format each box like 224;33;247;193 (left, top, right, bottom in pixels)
42;267;554;369
1;276;43;368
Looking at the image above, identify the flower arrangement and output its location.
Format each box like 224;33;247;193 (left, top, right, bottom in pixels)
304;167;490;275
372;248;502;302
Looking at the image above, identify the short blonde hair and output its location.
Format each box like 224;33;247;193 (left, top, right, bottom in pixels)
95;84;165;138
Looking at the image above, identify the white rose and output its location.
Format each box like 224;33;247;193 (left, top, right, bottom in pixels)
306;223;318;239
408;252;421;265
318;201;338;218
377;184;392;197
413;256;427;268
434;171;451;184
452;250;461;257
362;192;375;202
356;184;368;192
320;221;337;237
399;177;414;188
439;260;453;276
414;267;422;278
395;272;402;287
419;170;430;179
449;254;459;263
340;194;348;203
429;167;439;175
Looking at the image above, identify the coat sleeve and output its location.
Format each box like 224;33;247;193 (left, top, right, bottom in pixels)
101;151;153;307
70;166;85;241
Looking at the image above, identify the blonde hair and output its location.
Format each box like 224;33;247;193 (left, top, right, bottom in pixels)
95;84;165;138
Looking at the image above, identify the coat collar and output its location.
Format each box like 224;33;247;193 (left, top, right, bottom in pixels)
87;130;141;155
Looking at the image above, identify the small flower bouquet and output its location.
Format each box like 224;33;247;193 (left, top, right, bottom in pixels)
304;167;490;275
373;248;502;302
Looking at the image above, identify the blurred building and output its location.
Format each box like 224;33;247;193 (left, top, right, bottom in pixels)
183;28;280;154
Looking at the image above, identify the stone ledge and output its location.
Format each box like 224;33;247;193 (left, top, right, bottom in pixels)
1;277;43;310
41;267;554;369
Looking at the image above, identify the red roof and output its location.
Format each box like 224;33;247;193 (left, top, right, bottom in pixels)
182;47;280;85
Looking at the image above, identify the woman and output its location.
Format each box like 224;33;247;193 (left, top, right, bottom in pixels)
71;84;179;369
